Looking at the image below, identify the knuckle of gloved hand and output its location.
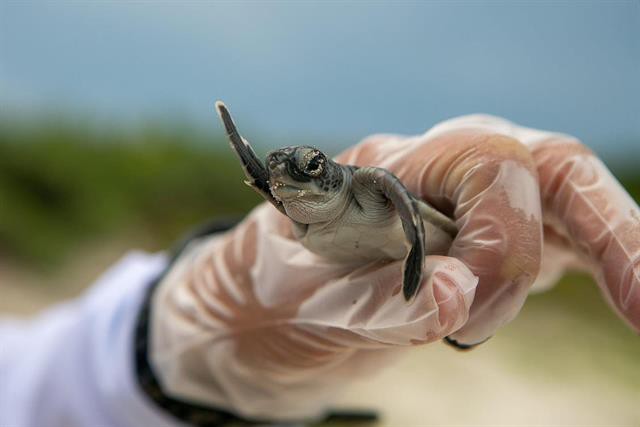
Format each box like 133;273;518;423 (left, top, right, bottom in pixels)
533;135;592;159
531;136;595;188
450;133;539;211
475;133;537;170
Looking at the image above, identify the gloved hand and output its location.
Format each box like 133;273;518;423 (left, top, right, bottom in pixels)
339;115;639;345
149;115;639;421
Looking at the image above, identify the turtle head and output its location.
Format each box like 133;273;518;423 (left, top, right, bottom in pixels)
266;146;347;223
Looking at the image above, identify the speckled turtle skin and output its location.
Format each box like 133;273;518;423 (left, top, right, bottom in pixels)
216;102;458;301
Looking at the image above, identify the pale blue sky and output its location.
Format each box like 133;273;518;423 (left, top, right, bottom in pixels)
1;1;638;161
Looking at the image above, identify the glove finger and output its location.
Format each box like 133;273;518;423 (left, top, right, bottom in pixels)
295;255;478;347
531;137;640;332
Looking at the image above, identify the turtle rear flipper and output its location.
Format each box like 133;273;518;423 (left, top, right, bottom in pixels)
352;167;427;301
215;101;287;215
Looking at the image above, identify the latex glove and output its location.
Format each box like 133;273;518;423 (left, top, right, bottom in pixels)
150;114;639;421
150;207;478;421
340;114;639;345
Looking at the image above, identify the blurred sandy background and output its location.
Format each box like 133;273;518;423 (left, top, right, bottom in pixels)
1;2;639;426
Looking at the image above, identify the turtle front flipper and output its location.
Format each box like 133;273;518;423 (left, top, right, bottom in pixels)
215;101;287;215
352;167;426;301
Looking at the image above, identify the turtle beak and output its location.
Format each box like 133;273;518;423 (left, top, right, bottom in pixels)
265;151;305;201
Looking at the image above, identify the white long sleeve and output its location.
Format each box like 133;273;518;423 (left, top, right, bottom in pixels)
0;251;186;427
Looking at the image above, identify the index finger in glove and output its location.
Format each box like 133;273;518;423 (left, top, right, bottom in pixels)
296;255;478;348
340;130;543;346
531;137;640;332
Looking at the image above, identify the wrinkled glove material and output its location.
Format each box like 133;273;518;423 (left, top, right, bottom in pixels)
151;114;639;420
151;206;477;420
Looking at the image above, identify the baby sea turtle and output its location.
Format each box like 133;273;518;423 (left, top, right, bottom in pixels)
215;101;458;301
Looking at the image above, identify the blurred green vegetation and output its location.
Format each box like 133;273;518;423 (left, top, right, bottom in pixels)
0;118;638;273
0;119;259;269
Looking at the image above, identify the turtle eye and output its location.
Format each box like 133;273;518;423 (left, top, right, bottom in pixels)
304;153;325;177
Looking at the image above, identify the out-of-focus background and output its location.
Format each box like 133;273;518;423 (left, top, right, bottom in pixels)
1;2;639;425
